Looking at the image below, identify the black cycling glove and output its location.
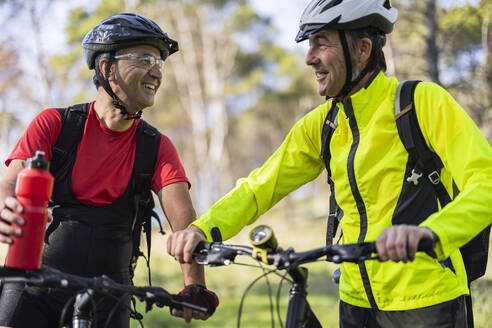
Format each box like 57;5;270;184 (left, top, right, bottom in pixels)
178;284;219;316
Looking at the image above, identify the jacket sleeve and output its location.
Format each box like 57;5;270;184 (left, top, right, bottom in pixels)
416;82;492;260
192;105;328;241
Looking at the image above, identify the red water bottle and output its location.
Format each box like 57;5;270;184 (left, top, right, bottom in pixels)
5;150;54;270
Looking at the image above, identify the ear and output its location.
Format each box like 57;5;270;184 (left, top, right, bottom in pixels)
98;57;115;81
359;37;373;65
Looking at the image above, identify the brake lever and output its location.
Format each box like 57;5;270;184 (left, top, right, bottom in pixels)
168;294;208;313
194;245;237;266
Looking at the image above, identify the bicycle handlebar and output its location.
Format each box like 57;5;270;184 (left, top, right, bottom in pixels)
0;266;207;313
193;238;435;268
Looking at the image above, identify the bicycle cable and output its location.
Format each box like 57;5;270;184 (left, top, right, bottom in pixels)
130;296;144;328
104;291;131;328
275;271;290;328
258;262;275;328
59;293;77;328
237;268;279;328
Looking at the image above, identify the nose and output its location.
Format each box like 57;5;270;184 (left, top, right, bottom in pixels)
148;64;162;79
305;47;318;66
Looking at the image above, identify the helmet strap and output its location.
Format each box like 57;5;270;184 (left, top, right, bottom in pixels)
338;30;353;98
336;30;376;99
95;52;142;120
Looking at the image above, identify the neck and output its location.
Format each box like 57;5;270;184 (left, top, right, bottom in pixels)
345;70;377;98
94;91;135;131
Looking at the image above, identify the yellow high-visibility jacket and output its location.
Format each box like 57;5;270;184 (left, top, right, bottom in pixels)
193;71;492;310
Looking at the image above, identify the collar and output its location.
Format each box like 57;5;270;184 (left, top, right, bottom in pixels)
336;72;398;129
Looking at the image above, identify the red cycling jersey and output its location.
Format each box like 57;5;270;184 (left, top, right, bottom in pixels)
6;102;190;207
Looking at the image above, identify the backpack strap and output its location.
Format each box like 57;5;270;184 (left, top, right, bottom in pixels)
45;104;90;242
129;119;163;285
50;103;90;179
394;80;452;207
321;101;340;246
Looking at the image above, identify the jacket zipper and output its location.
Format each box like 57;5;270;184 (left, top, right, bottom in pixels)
344;99;379;310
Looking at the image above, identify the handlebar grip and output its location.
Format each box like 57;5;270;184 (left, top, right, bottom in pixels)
194;241;211;253
370;237;436;258
417;238;436;257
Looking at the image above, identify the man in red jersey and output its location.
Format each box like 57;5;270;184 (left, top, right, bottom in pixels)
0;14;217;327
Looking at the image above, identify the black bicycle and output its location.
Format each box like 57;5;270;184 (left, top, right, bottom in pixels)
193;225;433;328
0;265;206;328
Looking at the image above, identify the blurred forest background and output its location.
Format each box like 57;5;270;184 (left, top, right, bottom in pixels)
0;0;491;327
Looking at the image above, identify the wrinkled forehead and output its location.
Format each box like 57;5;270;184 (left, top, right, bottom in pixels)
308;28;340;44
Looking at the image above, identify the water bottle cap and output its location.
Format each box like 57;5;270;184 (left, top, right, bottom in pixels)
26;150;50;170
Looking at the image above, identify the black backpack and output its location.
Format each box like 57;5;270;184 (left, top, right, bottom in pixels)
393;81;491;283
321;81;491;327
50;103;164;284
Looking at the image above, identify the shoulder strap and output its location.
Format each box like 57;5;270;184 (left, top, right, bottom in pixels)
130;119;163;284
321;102;340;246
394;80;452;207
50;103;90;179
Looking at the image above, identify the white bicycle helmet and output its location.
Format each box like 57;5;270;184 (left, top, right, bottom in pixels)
296;0;398;97
296;0;398;42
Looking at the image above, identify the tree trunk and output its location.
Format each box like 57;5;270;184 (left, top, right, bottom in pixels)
424;0;441;85
481;4;492;142
165;2;233;211
383;36;396;76
28;0;54;108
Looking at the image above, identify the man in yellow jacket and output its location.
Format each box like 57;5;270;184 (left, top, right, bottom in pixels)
168;0;492;327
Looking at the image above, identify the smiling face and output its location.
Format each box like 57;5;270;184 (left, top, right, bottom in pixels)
306;29;347;97
110;44;163;112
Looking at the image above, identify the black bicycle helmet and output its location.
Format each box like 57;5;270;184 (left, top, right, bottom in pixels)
295;0;397;98
82;13;179;119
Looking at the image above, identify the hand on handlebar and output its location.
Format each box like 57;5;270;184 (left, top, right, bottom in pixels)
167;225;207;264
376;225;436;263
171;284;219;322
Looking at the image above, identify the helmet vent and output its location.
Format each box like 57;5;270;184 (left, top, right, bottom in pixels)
383;0;392;9
320;0;343;14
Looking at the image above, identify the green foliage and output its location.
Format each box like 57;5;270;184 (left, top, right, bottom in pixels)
226;0;270;31
440;5;482;55
226;44;320;175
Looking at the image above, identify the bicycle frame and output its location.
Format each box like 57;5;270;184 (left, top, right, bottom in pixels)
72;289;94;328
285;266;321;328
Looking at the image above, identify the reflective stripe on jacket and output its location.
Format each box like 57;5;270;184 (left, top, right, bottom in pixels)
193;72;492;310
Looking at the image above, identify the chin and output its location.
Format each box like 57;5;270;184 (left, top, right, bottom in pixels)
140;99;155;109
318;86;340;98
317;83;332;97
318;89;331;97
